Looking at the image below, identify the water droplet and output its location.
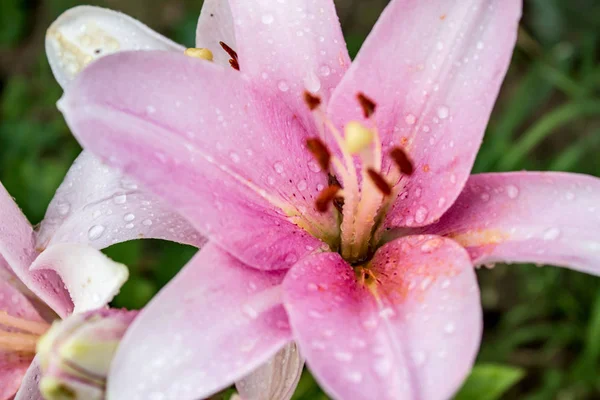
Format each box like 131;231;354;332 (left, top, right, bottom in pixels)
56;201;70;216
296;180;308;191
415;206;428;224
274;162;285;174
421;238;442;253
242;305;259;319
476;41;484;50
379;308;395;319
113;194;127;204
125;223;135;229
146;105;156;114
412;350;427;366
506;185;519;199
308;310;324;319
444;322;456;334
420;276;433;291
565;192;575;200
277;80;290;92
285;253;298;264
334;351;353;362
261;14;274;24
319;65;331;77
405;114;416;125
480;192;490;202
229;152;240;163
436;106;449;119
543;227;561;241
436;41;444;50
88;225;106;241
123;213;135;222
142;219;153;227
345;371;363;384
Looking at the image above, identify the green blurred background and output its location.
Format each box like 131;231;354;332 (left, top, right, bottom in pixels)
1;0;600;399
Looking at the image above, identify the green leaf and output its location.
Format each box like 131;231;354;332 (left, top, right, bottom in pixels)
454;364;525;400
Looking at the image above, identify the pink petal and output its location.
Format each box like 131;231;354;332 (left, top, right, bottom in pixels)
328;0;521;228
36;152;205;252
46;5;183;89
14;357;43;400
196;0;237;67
228;0;350;109
107;242;292;399
61;51;332;270
235;342;304;400
0;366;29;400
283;235;481;400
30;244;128;314
0;183;72;318
424;172;600;275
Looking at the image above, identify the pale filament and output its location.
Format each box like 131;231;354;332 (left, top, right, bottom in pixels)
0;311;50;354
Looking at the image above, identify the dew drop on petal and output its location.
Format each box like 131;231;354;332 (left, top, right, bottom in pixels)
436;105;449;119
123;213;135;222
277;80;290;92
506;185;519;199
88;225;106;241
543;228;561;241
113;194;127;204
57;202;71;216
261;14;274;24
405;114;416;125
415;206;428;224
444;322;456;334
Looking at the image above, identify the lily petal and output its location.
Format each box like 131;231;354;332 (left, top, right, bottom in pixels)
36;152;205;252
196;0;237;67
424;172;600;275
235;342;304;400
283;235;481;400
61;51;332;270
30;244;128;314
328;0;521;227
228;0;350;109
46;5;183;89
0;183;71;317
0;366;29;400
14;357;43;400
107;242;292;400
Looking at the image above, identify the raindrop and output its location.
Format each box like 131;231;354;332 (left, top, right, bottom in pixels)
334;351;353;362
242;305;259;319
543;228;561;241
405;114;416;125
506;185;519;199
296;180;308;191
142;219;153;226
113;194;127;204
88;225;106;241
415;206;428;224
480;192;490;202
57;202;71;216
261;14;274;24
345;371;363;384
444;322;456;334
277;80;290;92
230;152;241;163
436;106;449;119
123;213;135;222
319;65;331;77
274;162;285;174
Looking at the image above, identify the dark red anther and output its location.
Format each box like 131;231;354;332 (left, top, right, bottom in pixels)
367;168;392;196
220;41;240;71
316;185;342;212
390;147;414;176
303;91;322;110
357;92;376;118
306;138;331;171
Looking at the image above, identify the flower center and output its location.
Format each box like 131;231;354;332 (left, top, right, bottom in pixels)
0;311;51;360
305;92;413;264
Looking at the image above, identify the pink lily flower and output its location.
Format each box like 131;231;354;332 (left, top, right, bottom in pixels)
1;129;201;398
58;0;600;399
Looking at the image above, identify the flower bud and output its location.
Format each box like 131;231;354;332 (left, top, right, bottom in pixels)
37;308;137;400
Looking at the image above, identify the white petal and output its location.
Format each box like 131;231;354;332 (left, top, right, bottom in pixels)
30;243;128;314
46;5;183;89
196;0;237;67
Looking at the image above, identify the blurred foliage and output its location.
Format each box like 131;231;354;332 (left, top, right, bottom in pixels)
0;0;599;399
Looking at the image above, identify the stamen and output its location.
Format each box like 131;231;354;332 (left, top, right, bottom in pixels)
303;91;322;110
344;121;374;154
183;48;214;61
0;311;49;335
0;331;39;353
306;138;331;171
390;147;414;176
357;93;377;118
316;185;342;213
367;169;392;196
219;41;240;71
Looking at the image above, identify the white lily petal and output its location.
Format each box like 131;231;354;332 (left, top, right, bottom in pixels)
30;243;128;314
196;0;236;67
46;5;184;89
236;342;304;400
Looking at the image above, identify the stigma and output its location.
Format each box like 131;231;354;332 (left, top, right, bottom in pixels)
0;311;50;357
304;92;413;263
